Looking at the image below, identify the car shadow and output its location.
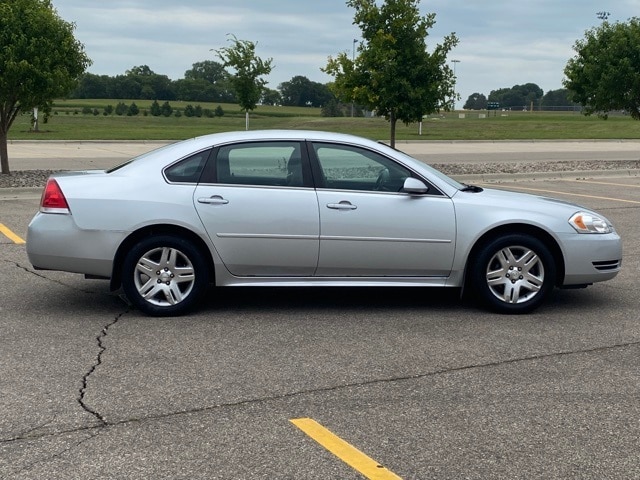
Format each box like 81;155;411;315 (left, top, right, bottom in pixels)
202;286;466;313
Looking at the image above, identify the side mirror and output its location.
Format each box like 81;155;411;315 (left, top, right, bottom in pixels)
403;177;429;194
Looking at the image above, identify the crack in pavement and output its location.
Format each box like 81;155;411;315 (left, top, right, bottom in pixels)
0;309;128;479
9;260;99;295
2;339;638;446
78;310;128;425
1;431;102;480
2;260;128;477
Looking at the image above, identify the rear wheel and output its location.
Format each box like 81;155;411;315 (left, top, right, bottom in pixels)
470;234;556;314
122;235;209;316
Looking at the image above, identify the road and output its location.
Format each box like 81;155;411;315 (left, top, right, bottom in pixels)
0;143;639;479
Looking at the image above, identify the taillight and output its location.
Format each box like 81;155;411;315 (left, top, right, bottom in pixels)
40;179;70;214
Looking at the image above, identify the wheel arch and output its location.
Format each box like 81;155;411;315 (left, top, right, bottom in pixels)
464;223;565;288
110;224;215;291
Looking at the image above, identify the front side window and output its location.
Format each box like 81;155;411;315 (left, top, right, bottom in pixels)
216;142;305;187
312;143;412;192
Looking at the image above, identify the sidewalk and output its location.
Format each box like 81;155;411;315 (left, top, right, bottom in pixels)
7;140;170;171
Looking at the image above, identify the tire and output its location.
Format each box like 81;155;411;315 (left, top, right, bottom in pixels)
470;234;556;314
122;235;209;316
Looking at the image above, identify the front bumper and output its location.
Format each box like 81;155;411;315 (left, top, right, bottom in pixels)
559;231;622;285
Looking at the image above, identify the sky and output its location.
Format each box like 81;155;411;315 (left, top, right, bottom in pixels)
52;0;635;106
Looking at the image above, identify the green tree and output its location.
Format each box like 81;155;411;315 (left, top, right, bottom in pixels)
564;18;640;119
184;60;229;84
109;75;142;99
150;100;161;117
278;76;334;107
261;88;282;106
489;84;543;110
174;78;217;102
215;36;273;130
126;65;175;100
463;93;487;110
115;102;128;116
0;0;91;174
541;88;577;111
323;0;458;147
72;73;109;99
160;101;173;117
127;102;139;116
184;104;195;117
321;99;345;117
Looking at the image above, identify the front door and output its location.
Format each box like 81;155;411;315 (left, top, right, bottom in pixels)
311;142;456;277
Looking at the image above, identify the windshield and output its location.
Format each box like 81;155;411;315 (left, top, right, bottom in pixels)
391;148;466;190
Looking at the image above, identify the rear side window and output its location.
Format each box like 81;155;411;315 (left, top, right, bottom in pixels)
215;141;305;187
164;150;211;183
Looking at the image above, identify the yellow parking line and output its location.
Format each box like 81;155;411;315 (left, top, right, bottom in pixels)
0;223;25;244
290;418;402;480
486;185;640;205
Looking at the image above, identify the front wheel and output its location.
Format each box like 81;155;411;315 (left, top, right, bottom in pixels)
122;235;209;316
470;234;556;314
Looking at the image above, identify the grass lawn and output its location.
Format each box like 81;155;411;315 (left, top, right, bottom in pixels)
7;100;640;141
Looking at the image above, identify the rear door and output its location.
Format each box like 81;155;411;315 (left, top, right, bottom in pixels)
194;141;320;277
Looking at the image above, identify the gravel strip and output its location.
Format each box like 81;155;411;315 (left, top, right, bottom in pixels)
1;160;639;189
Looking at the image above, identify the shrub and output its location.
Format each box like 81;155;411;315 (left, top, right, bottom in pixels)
115;102;128;116
150;100;161;116
127;102;139;116
161;101;173;117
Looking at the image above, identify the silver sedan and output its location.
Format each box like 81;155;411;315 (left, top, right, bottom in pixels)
27;130;622;316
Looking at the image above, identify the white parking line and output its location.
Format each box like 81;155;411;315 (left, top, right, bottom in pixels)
483;185;640;205
570;179;640;189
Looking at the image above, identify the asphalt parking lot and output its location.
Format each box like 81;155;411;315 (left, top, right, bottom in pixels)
1;143;639;479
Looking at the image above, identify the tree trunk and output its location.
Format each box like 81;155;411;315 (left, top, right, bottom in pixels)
389;110;397;149
0;129;9;175
245;111;249;131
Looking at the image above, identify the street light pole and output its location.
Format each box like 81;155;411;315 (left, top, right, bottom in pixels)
451;59;460;111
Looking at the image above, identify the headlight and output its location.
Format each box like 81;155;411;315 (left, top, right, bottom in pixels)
569;212;613;234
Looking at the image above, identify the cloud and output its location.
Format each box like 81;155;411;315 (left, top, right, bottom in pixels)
51;0;638;102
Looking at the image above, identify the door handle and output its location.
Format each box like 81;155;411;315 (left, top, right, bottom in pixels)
198;195;229;205
327;201;357;210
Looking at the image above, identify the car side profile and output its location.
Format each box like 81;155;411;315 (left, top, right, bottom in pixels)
27;130;622;316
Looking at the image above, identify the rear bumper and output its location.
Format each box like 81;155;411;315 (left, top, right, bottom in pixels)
27;212;123;278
